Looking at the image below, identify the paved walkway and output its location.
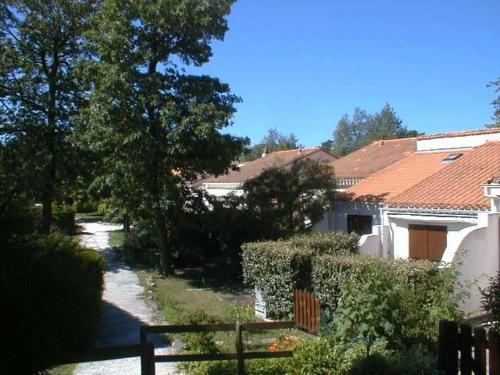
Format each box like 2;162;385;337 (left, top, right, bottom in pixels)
74;222;177;375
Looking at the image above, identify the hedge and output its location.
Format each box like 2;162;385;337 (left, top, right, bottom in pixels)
242;232;358;319
1;234;106;374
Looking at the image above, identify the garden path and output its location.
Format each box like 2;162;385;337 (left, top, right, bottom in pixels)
73;222;177;375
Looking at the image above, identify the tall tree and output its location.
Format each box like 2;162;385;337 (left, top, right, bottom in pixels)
487;78;500;127
83;0;245;273
0;0;95;233
241;127;301;161
328;105;419;156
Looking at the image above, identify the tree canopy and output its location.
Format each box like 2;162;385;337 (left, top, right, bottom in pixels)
325;104;419;156
487;78;500;128
244;159;336;235
240;127;301;161
0;0;96;232
82;0;245;273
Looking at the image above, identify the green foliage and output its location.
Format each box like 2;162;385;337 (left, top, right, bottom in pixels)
240;127;301;161
73;199;99;214
328;104;419;156
82;0;246;274
242;232;358;318
1;233;105;374
487;78;500;127
52;205;76;235
244;158;336;236
182;310;220;354
224;304;255;324
481;272;500;329
313;254;464;349
0;0;97;233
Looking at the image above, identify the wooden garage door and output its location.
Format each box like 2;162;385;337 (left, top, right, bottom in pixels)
409;225;447;261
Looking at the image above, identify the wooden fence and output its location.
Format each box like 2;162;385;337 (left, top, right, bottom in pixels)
293;289;321;334
439;320;499;375
140;320;295;375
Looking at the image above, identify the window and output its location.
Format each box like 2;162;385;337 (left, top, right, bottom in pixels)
347;215;372;235
409;224;447;261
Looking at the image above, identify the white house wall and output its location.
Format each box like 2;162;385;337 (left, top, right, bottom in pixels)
417;132;500;152
332;201;381;233
388;215;477;259
452;213;500;313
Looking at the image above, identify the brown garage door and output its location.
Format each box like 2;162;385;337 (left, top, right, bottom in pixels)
409;224;447;261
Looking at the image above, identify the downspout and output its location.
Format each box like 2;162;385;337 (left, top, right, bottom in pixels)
379;206;386;258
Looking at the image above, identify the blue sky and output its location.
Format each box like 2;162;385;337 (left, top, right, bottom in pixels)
190;0;500;147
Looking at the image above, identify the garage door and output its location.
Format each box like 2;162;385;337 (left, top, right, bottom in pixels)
409;224;447;261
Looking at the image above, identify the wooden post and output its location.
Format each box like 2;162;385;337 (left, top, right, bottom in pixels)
235;322;245;375
489;329;499;375
439;320;449;372
459;324;472;375
141;342;155;375
474;327;487;375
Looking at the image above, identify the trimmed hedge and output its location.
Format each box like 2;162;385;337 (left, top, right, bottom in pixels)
2;234;106;374
242;232;358;319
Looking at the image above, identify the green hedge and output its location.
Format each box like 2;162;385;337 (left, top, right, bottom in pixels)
242;232;358;319
2;234;106;374
312;254;463;348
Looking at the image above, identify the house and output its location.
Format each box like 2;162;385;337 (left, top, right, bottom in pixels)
313;137;417;231
197;147;338;197
330;128;500;313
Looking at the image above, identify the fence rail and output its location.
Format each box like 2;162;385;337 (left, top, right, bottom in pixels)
140;320;295;375
294;289;321;334
439;320;499;375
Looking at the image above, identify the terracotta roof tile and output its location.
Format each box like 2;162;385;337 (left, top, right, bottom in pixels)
330;138;417;179
387;142;500;210
200;148;337;184
344;151;454;202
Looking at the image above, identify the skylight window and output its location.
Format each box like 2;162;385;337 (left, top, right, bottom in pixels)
442;153;463;163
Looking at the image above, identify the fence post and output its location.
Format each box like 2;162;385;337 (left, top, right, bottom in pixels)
488;329;499;375
140;342;155;375
235;322;245;375
474;327;487;375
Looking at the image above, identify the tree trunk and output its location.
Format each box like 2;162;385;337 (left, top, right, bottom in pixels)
40;188;53;234
155;209;170;274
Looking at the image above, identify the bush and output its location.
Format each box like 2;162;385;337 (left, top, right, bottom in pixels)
242;232;359;319
481;272;500;329
313;254;463;349
73;199;99;213
242;241;313;319
52;205;76;235
1;234;105;374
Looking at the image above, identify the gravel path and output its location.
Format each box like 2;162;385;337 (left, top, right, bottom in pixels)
73;222;177;375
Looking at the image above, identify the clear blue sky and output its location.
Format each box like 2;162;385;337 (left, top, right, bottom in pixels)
190;0;500;147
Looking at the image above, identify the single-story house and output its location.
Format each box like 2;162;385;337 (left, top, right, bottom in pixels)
327;128;500;313
313;137;417;232
197;147;338;197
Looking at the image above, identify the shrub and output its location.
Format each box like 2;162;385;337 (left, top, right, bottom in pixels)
73;199;99;213
242;241;312;319
313;254;463;349
1;234;105;374
52;205;76;235
481;272;500;329
242;232;359;318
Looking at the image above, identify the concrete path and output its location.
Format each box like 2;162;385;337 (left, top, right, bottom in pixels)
74;222;177;375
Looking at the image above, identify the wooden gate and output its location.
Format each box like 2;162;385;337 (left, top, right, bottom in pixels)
293;289;321;334
439;320;499;374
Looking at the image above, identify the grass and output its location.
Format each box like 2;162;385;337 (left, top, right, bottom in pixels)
75;212;104;223
109;229;126;248
48;363;77;375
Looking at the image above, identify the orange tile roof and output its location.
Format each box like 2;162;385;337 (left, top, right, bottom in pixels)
344;151;454;202
200;148;337;184
388;142;500;210
330;138;417;179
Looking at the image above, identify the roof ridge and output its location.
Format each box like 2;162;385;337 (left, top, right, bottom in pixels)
418;128;500;140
